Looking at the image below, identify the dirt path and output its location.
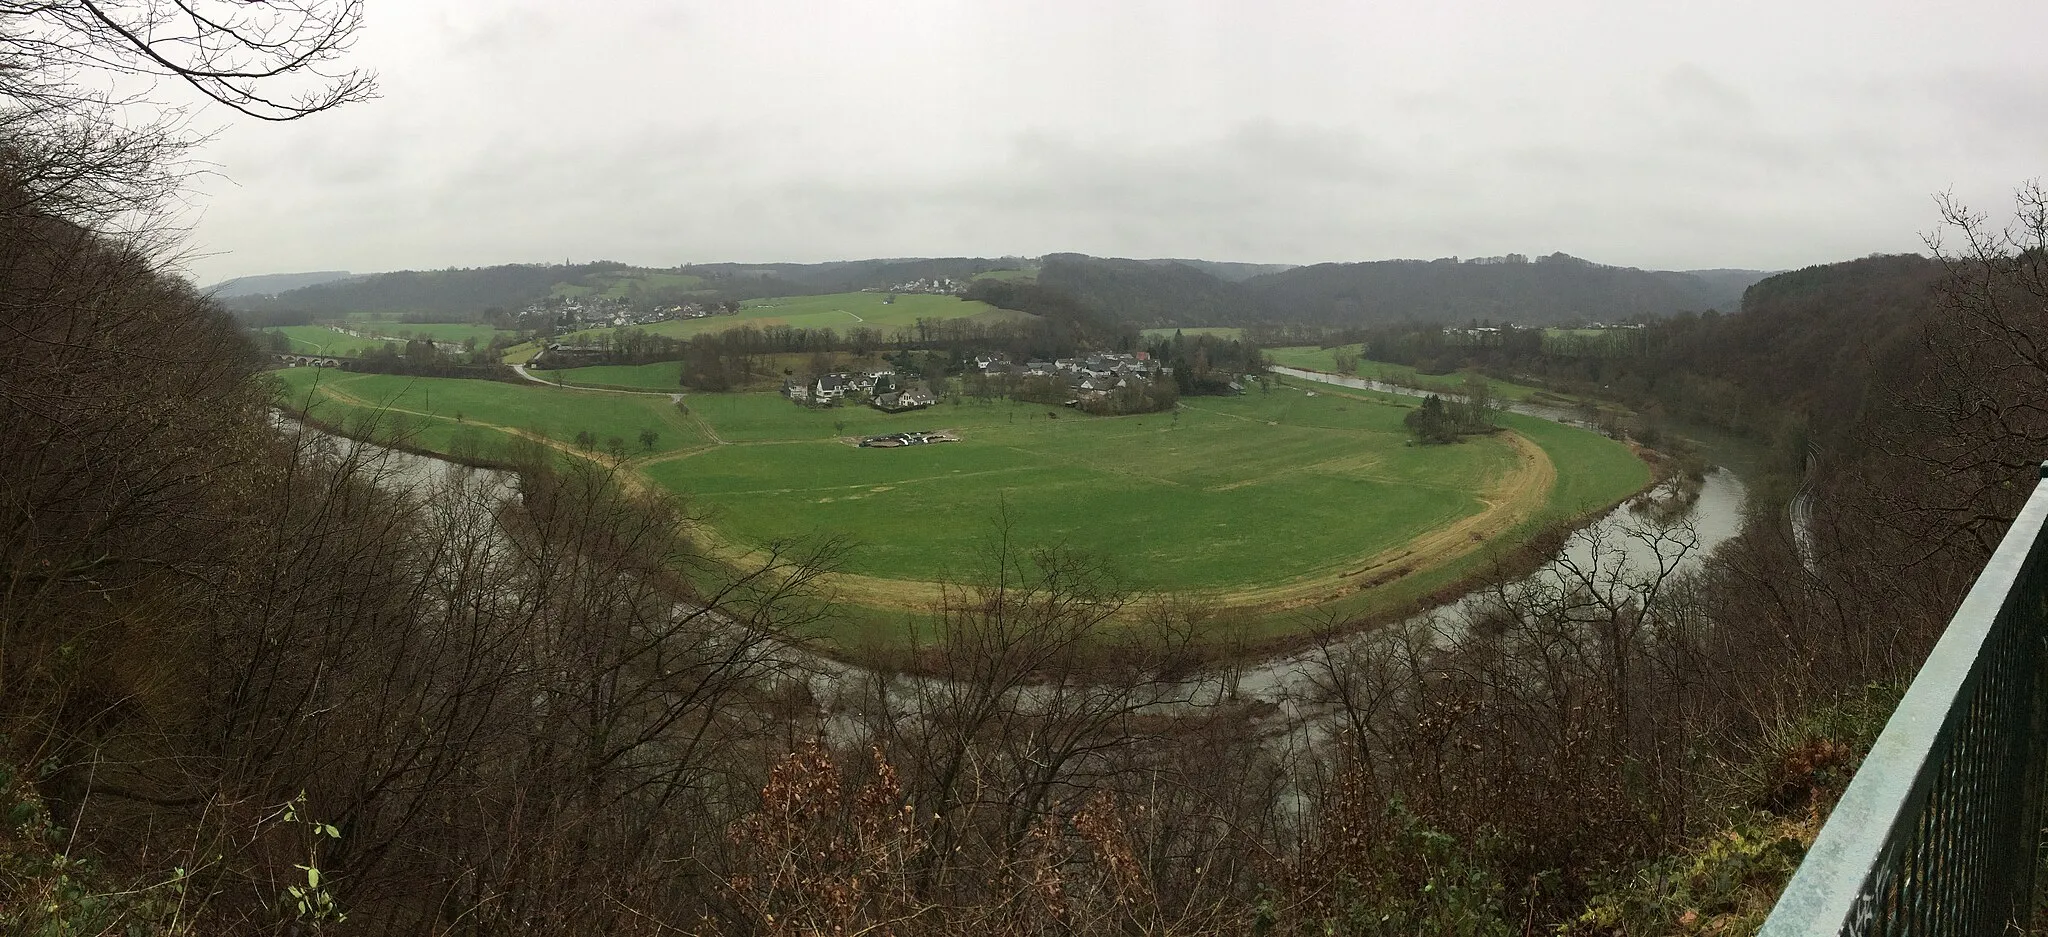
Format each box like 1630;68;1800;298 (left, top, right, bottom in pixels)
680;406;726;445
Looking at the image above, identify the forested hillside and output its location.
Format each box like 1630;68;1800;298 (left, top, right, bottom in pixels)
1036;252;1268;326
1244;252;1758;324
1028;252;1765;329
225;261;643;316
226;257;1037;318
207;270;357;298
220;251;1765;330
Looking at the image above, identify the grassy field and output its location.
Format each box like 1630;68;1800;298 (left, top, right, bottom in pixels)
271;369;707;458
544;361;684;391
1265;345;1553;401
265;326;396;356
264;323;519;355
268;368;1649;648
559;292;1019;343
1142;327;1245;340
645;387;1638;596
346;322;513;346
553;270;708;302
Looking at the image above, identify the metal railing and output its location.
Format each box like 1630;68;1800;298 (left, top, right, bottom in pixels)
1762;466;2048;935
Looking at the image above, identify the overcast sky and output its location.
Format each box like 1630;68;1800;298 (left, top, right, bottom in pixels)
177;0;2048;284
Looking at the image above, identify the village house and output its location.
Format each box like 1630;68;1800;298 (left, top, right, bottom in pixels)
814;373;848;401
872;387;937;413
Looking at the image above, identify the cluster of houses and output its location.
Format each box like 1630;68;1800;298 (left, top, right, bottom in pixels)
971;351;1169;400
1443;322;1646;338
862;277;962;295
526;297;735;330
784;370;938;413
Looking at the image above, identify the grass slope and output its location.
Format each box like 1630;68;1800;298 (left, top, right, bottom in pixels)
266;326;395;356
267;369;1648;647
652;390;1519;592
346;322;513;346
553;270;708;301
545;361;684;391
1266;345;1556;402
271;369;706;458
561;292;1016;343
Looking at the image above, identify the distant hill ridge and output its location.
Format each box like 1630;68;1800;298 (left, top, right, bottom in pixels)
221;253;1769;327
207;270;357;298
1238;253;1764;327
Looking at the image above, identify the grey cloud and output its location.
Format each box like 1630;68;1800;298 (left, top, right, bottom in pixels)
180;0;2048;283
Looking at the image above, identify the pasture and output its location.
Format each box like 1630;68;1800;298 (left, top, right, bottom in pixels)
553;270;709;302
1265;345;1550;401
268;369;1649;635
263;322;518;355
264;326;396;356
647;384;1644;601
559;292;1019;343
346;322;513;346
546;361;684;391
271;369;706;458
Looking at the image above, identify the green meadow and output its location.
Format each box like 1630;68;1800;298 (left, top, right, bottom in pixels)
552;270;708;301
648;390;1513;592
560;292;1020;343
1265;345;1553;402
265;323;518;355
346;322;514;346
271;369;706;457
545;361;684;391
268;368;1648;638
267;326;396;356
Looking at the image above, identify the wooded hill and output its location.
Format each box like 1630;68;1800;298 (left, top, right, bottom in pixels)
206;270;357;298
219;252;1765;328
221;257;1038;318
1039;251;1766;328
1244;253;1761;324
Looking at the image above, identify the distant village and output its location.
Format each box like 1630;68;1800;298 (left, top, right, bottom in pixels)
524;295;739;331
860;277;964;295
784;350;1173;413
1443;321;1647;338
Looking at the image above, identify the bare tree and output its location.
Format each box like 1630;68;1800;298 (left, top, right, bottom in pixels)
0;1;374;226
1897;183;2048;556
